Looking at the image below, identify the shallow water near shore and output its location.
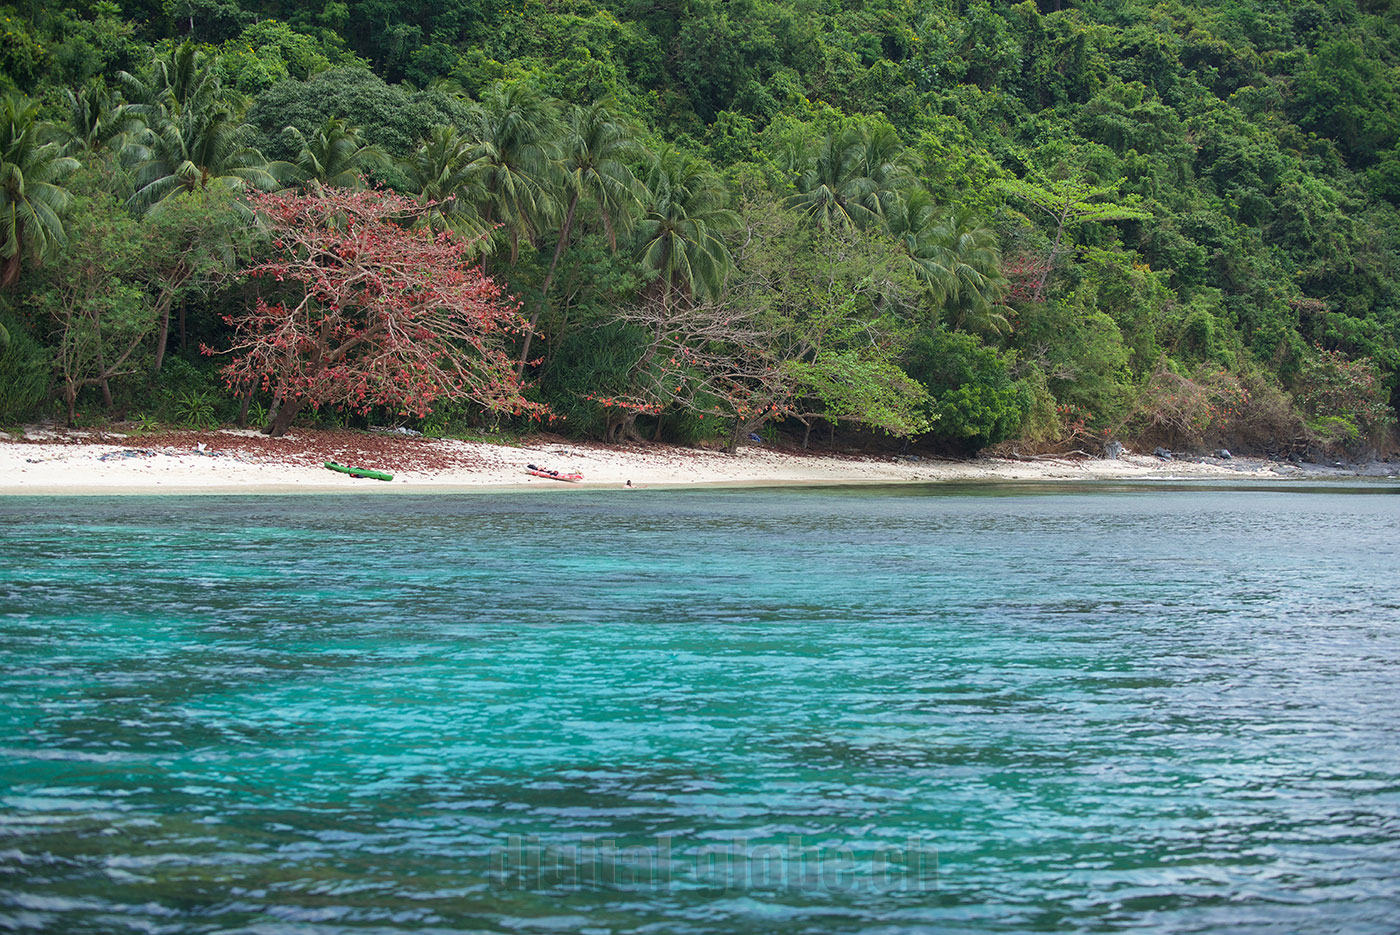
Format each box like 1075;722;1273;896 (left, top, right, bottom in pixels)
2;484;1399;933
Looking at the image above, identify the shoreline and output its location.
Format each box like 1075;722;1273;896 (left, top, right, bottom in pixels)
2;428;1396;495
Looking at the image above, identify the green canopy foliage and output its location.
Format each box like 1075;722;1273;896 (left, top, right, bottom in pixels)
0;0;1396;454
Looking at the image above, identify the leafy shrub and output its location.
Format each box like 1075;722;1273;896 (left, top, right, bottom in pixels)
905;328;1030;451
151;357;237;424
173;390;218;429
0;315;50;424
534;321;650;438
1125;364;1245;449
1222;370;1307;452
1307;415;1360;447
1010;367;1061;445
1292;346;1393;449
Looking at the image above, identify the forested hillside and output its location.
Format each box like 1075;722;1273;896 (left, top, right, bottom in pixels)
1;0;1397;455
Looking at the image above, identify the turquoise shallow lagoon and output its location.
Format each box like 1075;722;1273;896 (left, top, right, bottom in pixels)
2;483;1399;933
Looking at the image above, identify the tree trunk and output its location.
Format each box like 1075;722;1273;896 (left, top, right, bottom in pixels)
1032;210;1069;303
0;251;20;290
153;302;172;373
178;299;187;351
726;422;743;454
518;192;580;378
93;326;114;410
596;194;617;252
802;420;812;449
65;386;78;426
265;396;305;437
237;391;252;428
610;410;642;443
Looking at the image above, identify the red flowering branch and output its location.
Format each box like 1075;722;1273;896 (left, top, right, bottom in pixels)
207;186;549;436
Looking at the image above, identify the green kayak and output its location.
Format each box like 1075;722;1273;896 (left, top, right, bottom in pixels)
324;461;394;481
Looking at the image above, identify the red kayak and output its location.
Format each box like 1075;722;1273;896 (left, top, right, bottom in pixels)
525;468;583;482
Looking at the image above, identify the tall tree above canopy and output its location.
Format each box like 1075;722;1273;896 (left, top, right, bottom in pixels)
0;92;80;289
519;100;646;376
635;150;738;308
464;81;563;263
213;186;548;437
122;44;275;215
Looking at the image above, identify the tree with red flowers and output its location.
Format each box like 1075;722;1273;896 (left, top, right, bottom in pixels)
210;186;548;436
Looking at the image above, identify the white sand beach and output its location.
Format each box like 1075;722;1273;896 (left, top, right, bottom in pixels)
3;426;1377;495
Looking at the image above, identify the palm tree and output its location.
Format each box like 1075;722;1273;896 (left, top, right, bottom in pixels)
920;207;1011;336
785;131;877;230
463;81;563;263
852;123;915;221
118;42;221;117
277;117;389;190
121;43;272;215
517;100;646;375
0;93;80;289
785;125;914;231
127;102;275;215
557;100;646;254
401;125;491;241
884;186;939;256
635;150;738;309
60;79;142;158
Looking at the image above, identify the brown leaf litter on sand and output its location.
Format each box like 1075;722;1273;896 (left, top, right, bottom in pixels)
19;429;486;474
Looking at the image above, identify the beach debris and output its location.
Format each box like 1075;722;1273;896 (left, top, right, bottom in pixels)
371;425;423;436
1104;440;1124;460
1214;449;1232;459
748;432;764;443
98;449;155;461
1153;447;1173;460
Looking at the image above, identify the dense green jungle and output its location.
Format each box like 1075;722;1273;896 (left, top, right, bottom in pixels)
1;0;1397;456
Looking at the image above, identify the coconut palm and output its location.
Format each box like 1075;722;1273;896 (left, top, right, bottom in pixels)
277;117;389;190
127;102;275;215
117;42;223;117
920;207;1011;336
463;81;563;263
121;43;272;215
516;101;646;374
556;100;646;254
785;125;914;231
0;93;80;289
884;187;939;254
60;79;142;159
401;125;491;241
852;123;916;221
635;150;738;308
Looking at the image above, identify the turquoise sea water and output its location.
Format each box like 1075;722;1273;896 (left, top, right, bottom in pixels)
2;483;1399;933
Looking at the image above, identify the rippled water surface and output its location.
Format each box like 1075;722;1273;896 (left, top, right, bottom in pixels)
2;484;1399;933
